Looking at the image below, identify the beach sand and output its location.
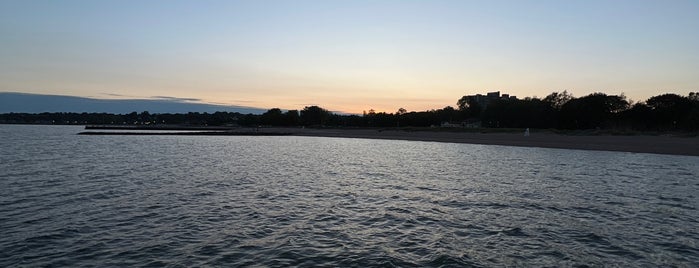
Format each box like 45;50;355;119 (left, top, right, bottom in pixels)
284;128;699;157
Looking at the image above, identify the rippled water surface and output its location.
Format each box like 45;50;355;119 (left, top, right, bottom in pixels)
1;125;698;267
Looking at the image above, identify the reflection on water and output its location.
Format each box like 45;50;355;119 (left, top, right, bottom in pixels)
1;125;698;266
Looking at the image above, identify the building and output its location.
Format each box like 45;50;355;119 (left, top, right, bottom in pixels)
463;91;517;109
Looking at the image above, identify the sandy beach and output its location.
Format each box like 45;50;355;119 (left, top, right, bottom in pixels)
286;128;699;157
78;126;699;156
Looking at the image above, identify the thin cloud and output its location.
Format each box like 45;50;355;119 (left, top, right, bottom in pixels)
102;93;127;97
100;93;143;98
208;100;257;105
150;96;202;102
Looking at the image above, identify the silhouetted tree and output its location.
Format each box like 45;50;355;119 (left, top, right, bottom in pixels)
646;94;693;130
481;98;555;128
457;95;482;118
559;93;629;129
6;91;699;131
436;106;459;123
300;106;331;126
284;110;300;126
543;91;573;109
125;112;138;124
260;108;285;126
619;103;653;130
689;92;699;102
368;112;397;127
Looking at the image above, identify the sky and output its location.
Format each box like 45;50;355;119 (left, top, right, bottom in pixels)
1;0;698;114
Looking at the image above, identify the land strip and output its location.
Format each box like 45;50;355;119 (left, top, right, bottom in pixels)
289;128;699;157
77;126;699;156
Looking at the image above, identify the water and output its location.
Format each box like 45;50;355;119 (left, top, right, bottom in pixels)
1;125;698;267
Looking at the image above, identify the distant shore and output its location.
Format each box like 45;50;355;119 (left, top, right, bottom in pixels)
84;125;234;131
78;131;292;136
287;128;699;157
74;125;699;156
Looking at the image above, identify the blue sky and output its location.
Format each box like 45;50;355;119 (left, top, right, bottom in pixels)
1;0;698;113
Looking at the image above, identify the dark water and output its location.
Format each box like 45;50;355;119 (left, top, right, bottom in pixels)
1;125;698;267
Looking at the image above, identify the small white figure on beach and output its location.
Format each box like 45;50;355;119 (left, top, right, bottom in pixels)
524;128;530;136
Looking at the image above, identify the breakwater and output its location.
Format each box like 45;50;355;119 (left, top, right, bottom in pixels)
78;131;292;136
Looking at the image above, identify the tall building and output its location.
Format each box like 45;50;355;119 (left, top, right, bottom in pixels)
463;91;517;109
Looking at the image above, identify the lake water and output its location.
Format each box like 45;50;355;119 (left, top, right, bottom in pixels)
1;125;698;267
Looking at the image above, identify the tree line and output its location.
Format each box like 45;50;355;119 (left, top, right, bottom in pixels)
476;92;699;131
1;92;698;131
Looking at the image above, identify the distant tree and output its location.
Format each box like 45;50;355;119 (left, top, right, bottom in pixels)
125;111;138;124
457;96;470;111
435;106;459;123
284;110;300;126
647;94;690;110
208;111;240;126
401;111;439;127
7;90;699;131
300;106;331;126
689;96;699;131
620;102;653;130
339;114;364;127
260;108;285;126
689;92;699;102
456;96;482;118
367;112;397;127
481;98;555;128
646;93;693;130
238;113;260;126
395;108;407;127
139;111;152;124
559;93;629;129
543;91;573;109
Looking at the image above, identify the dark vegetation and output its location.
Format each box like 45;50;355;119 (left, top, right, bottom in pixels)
2;92;698;131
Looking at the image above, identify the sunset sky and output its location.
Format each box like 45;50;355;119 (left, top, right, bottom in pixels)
1;0;698;113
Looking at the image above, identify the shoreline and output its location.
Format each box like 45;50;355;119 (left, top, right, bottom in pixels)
74;126;699;156
78;131;292;136
289;128;699;157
